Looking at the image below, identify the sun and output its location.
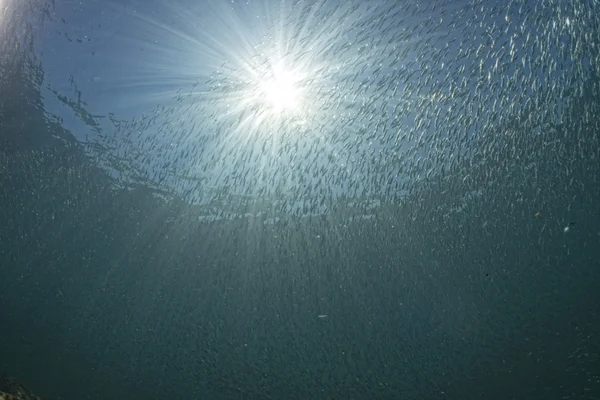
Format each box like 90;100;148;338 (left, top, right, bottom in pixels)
259;61;303;113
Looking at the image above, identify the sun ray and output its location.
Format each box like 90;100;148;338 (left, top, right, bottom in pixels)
259;60;303;113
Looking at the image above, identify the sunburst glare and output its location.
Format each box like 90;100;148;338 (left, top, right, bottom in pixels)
99;0;396;200
259;60;304;113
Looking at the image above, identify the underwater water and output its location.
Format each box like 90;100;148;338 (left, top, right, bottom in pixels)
1;0;599;399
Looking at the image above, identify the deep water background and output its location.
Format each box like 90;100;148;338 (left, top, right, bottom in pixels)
1;0;600;399
1;105;599;399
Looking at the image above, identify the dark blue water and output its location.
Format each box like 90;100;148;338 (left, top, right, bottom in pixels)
1;0;599;399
